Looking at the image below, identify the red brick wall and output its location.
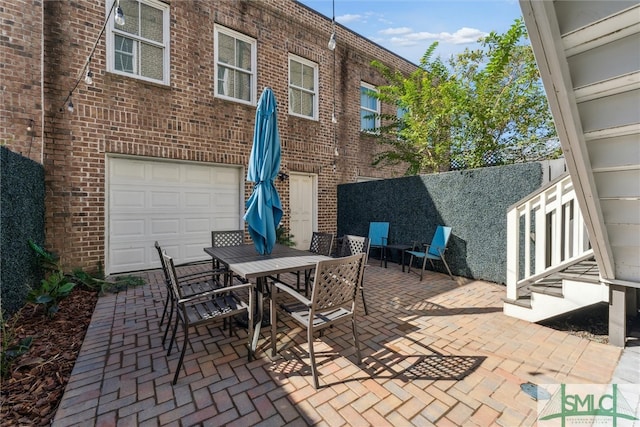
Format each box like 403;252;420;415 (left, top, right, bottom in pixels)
1;0;43;163
11;0;416;271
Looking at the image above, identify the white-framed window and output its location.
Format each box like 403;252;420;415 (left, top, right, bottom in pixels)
288;54;318;120
360;82;380;132
214;25;257;105
106;0;170;85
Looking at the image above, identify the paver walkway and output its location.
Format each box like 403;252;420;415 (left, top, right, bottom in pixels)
52;261;628;426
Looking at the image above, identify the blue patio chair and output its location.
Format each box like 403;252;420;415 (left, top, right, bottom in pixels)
407;225;454;281
368;222;389;266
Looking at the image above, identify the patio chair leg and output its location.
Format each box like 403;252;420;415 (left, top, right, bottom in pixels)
361;287;368;315
229;313;235;337
162;298;175;346
159;294;170;328
442;259;454;280
308;327;319;389
270;291;278;357
352;318;362;364
304;269;311;297
167;317;180;356
172;326;189;385
420;257;428;281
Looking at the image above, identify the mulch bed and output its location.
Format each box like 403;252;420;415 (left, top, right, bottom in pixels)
540;303;640;344
540;303;610;344
541;303;640;345
0;288;98;426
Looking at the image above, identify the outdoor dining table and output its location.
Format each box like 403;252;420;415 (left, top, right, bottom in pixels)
203;244;332;359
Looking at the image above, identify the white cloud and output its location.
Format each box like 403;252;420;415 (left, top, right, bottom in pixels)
383;27;487;47
337;14;364;24
445;27;488;44
388;36;420;47
379;27;413;36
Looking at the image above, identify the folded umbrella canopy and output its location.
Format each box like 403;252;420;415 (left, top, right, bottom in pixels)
244;87;283;255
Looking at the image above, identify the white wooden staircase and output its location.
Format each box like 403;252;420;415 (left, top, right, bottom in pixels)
514;1;640;346
504;174;609;322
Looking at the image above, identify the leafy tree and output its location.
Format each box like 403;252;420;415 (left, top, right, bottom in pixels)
371;43;459;174
450;18;559;168
371;18;559;174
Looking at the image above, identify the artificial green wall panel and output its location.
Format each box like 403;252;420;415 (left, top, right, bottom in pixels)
338;163;542;284
0;147;45;316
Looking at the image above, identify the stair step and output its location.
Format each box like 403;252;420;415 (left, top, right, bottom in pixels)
563;263;599;274
556;271;601;283
528;282;564;298
503;296;532;308
507;256;604;322
532;277;561;286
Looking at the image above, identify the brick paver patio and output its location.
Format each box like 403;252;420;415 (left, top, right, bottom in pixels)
52;261;623;426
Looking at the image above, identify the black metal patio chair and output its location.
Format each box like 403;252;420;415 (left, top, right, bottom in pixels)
162;251;252;385
339;234;370;315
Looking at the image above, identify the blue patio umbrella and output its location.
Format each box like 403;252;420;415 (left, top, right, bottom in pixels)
244;87;283;255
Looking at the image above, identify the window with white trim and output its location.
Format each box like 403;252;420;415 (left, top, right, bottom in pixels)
214;25;257;105
106;0;170;85
360;82;380;132
288;55;318;120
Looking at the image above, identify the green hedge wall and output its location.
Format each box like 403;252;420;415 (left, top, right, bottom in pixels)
0;147;45;316
337;163;542;284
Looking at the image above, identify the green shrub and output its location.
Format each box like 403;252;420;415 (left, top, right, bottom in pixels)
28;239;59;272
27;271;76;317
276;225;295;247
70;268;145;295
26;241;76;317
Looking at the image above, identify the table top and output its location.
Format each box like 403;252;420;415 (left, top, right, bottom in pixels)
204;244;331;280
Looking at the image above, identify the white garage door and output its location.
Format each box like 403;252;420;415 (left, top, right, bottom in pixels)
107;157;243;274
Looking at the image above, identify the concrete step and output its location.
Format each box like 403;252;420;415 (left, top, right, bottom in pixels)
504;256;607;322
504;278;608;322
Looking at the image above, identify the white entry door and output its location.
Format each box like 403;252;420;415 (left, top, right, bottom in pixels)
289;172;316;250
107;156;243;274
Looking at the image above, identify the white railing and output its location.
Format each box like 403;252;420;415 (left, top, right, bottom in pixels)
506;174;592;300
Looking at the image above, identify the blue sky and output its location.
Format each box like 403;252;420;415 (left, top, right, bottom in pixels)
297;0;524;64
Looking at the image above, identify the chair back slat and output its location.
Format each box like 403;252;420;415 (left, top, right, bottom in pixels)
154;241;171;283
161;252;182;300
339;235;370;259
212;230;244;247
310;253;365;314
340;234;370;294
309;232;334;256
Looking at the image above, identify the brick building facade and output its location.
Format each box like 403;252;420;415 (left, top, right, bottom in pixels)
2;0;416;273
